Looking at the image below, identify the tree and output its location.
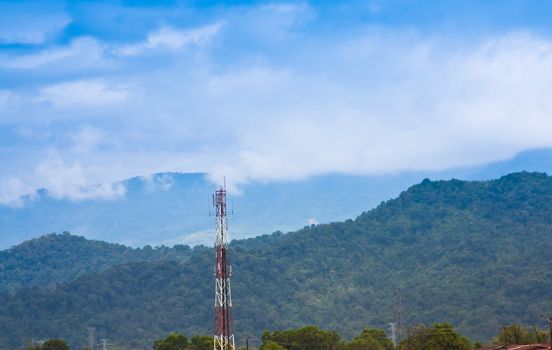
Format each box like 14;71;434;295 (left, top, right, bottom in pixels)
188;336;213;350
155;342;179;350
154;333;188;350
40;339;69;350
260;341;286;350
398;323;471;350
261;326;341;350
23;341;41;350
350;328;394;350
494;325;548;346
340;338;385;350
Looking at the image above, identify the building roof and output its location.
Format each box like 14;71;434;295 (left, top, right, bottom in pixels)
477;345;551;350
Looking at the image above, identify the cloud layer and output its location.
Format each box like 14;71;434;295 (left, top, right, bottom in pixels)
2;1;552;205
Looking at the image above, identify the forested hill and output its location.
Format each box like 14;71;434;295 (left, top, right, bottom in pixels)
0;233;198;293
1;172;552;349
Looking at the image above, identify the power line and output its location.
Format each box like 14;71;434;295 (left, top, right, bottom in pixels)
544;316;552;348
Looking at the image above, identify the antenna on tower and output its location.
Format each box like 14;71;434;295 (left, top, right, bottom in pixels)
212;179;236;350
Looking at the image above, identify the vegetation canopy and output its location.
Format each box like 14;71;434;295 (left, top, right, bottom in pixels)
1;173;551;348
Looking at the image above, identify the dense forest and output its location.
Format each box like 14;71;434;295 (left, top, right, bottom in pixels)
1;172;552;349
0;233;196;294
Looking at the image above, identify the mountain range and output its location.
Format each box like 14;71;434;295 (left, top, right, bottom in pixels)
1;172;551;349
3;148;552;250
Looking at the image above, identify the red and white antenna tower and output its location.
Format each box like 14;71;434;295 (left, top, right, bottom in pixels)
213;181;235;350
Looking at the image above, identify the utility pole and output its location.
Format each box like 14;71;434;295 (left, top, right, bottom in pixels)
501;326;508;347
246;338;249;350
539;315;551;348
547;317;552;348
100;339;108;350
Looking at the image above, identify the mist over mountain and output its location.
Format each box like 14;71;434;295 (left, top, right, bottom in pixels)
2;148;552;249
1;172;551;349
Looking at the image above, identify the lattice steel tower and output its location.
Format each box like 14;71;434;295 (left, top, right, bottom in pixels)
213;183;235;350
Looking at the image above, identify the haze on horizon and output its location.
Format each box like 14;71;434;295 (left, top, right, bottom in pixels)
2;0;552;207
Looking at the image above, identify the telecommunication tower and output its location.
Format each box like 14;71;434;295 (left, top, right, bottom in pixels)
213;182;235;350
395;290;404;341
87;327;96;350
388;322;397;347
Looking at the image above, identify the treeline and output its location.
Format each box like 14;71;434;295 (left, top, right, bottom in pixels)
23;324;550;350
261;324;473;350
260;324;550;350
153;334;212;350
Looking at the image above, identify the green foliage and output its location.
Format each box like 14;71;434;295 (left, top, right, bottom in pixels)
152;333;211;350
340;338;385;350
261;326;394;350
1;173;552;349
341;328;394;350
261;326;341;350
260;341;286;350
40;339;69;350
22;339;70;350
154;333;188;350
397;323;471;350
493;325;549;345
0;232;194;294
188;336;213;350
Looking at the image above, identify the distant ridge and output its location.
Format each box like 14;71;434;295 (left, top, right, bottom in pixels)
2;148;552;249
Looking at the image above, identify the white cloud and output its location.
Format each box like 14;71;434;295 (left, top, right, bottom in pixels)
141;173;175;192
206;31;552;182
308;218;318;225
0;177;35;207
0;37;104;69
35;153;126;201
0;46;73;69
163;230;213;247
68;126;106;154
117;23;223;56
39;80;129;108
3;25;552;204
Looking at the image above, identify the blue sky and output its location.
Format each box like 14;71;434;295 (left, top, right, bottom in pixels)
2;0;552;205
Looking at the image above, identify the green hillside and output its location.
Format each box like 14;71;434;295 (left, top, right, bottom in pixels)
1;172;551;349
0;233;196;294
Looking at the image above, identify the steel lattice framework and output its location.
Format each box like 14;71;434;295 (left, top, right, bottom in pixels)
213;184;235;350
